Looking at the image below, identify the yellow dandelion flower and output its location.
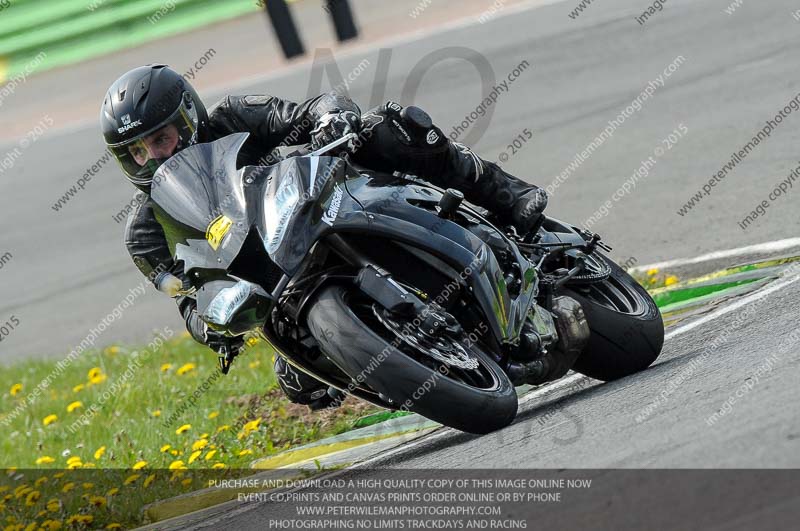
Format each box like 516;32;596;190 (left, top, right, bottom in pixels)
46;498;60;512
242;419;260;432
87;367;102;380
106;488;119;496
248;360;260;369
106;524;122;530
0;486;7;493
175;424;191;435
212;463;225;469
9;383;22;396
160;363;173;372
160;444;171;453
181;478;192;487
82;483;94;490
88;495;106;508
132;460;147;470
246;337;259;347
191;439;208;452
143;474;156;488
93;446;106;460
42;414;58;426
34;477;48;487
204;450;217;461
123;474;139;485
207;411;219;419
170;449;180;456
72;384;84;393
61;483;75;493
151;410;161;418
665;275;679;286
14;485;32;498
176;363;196;376
238;449;253;457
66;401;83;413
188;450;202;464
35;456;55;465
646;268;659;276
168;460;186;470
107;346;120;354
41;520;62;531
216;425;231;433
66;456;81;465
82;462;96;469
24;490;41;506
89;373;107;385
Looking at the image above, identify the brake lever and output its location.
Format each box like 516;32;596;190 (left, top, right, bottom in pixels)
309;132;359;157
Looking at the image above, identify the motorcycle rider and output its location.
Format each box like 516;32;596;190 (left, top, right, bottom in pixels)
102;64;549;409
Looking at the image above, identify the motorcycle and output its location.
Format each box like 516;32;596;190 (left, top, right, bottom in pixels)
150;131;664;434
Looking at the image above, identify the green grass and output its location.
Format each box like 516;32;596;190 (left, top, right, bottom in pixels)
0;330;380;528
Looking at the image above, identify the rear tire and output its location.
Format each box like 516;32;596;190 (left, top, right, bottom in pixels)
564;255;664;381
306;285;518;434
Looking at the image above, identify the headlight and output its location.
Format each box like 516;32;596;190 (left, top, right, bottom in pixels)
263;169;300;255
204;281;254;327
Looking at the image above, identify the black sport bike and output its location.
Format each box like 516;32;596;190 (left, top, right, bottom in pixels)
151;131;664;434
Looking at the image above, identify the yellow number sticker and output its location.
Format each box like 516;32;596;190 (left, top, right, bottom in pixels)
206;215;233;250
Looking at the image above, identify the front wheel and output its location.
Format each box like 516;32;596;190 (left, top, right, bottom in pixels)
563;254;664;381
305;285;518;434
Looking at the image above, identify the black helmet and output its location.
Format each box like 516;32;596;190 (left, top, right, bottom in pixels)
101;64;209;190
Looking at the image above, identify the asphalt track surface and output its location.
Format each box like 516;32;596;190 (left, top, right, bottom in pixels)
3;0;800;527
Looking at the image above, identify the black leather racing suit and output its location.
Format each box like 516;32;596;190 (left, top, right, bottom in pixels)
124;94;541;407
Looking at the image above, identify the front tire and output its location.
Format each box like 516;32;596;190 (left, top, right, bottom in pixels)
564;255;664;381
306;285;518;434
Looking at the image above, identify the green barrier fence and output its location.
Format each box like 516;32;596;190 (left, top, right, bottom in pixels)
0;0;262;82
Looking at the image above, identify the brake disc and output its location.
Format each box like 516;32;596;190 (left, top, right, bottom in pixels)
373;306;479;370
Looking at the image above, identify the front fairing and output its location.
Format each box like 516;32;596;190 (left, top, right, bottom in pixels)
150;133;360;278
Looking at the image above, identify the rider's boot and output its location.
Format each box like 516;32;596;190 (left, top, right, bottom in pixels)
352;101;547;233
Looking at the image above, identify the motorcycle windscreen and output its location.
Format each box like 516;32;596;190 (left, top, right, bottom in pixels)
249;155;353;276
150;133;252;271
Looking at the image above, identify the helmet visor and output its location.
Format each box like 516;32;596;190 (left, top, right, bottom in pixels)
108;99;198;187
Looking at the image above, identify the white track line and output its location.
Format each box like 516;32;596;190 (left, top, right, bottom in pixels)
352;266;800;467
630;238;800;273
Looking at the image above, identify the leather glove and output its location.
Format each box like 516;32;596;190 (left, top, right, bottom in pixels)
185;309;244;355
511;188;549;235
310;110;360;151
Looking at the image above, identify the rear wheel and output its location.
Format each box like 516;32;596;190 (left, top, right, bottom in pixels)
564;254;664;381
306;285;518;434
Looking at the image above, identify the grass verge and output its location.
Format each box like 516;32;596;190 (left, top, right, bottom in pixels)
0;329;379;528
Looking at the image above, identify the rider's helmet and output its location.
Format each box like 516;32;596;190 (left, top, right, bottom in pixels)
101;64;209;191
